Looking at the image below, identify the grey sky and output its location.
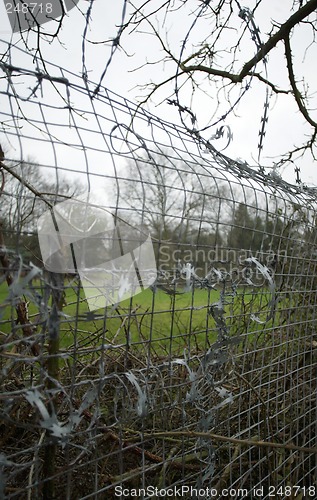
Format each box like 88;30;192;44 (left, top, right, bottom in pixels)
0;0;316;186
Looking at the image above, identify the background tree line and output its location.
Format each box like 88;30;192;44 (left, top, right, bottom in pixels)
0;152;83;267
0;148;314;284
119;152;313;280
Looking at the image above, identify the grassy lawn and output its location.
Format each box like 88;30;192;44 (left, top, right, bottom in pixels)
59;284;220;355
0;277;279;357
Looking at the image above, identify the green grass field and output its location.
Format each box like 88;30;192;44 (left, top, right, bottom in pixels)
0;277;281;357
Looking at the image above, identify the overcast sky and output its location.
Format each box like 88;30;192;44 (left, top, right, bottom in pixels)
0;0;316;187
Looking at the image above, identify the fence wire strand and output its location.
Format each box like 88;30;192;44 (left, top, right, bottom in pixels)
0;40;317;499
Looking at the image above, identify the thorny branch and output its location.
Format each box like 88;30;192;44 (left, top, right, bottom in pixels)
284;32;317;129
3;0;317;169
121;0;317;166
181;0;317;83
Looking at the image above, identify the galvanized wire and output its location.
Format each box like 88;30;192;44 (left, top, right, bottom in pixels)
0;40;316;500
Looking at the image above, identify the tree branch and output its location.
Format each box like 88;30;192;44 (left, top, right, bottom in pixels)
239;0;317;79
250;72;290;94
180;0;317;83
284;32;317;128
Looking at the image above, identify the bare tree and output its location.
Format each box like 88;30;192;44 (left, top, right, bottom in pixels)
0;151;83;265
7;1;317;175
7;2;317;171
120;150;228;240
115;0;317;171
117;150;229;282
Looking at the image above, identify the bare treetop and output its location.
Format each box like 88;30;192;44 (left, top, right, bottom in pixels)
1;1;317;179
114;0;317;170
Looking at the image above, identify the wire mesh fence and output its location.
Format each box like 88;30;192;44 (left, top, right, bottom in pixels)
0;40;317;499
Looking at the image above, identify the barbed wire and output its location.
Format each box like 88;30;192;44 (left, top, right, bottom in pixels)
0;39;316;499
